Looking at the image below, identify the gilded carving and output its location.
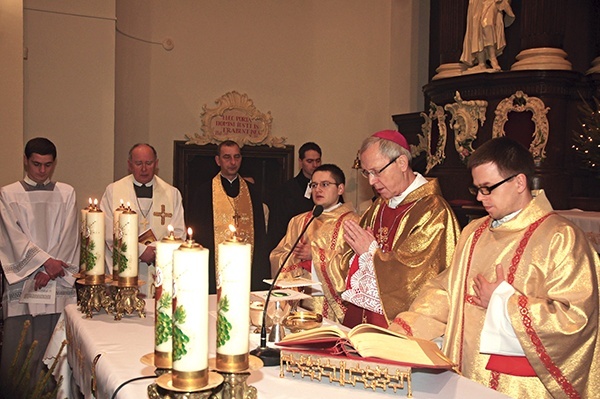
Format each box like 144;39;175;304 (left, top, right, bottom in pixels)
444;92;487;163
412;102;448;174
492;90;550;161
185;91;286;148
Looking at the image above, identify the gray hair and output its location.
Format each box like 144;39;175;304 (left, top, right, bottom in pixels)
359;136;412;164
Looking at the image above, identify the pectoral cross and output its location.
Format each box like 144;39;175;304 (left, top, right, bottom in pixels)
153;204;173;225
232;212;241;228
140;217;150;231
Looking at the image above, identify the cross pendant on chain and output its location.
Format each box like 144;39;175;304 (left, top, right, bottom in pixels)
232;212;241;228
140;217;149;230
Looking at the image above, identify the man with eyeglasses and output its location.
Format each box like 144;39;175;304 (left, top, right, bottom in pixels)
270;164;358;323
391;137;600;398
341;130;460;328
100;143;185;297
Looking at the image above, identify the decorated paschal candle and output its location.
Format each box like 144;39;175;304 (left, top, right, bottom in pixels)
112;199;126;280
215;226;252;372
171;228;209;390
154;225;183;369
79;198;94;274
84;199;105;284
116;203;138;287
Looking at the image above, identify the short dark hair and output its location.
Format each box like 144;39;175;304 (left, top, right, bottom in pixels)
25;137;57;159
217;140;240;155
128;143;157;160
299;142;322;159
467;137;535;189
313;163;345;185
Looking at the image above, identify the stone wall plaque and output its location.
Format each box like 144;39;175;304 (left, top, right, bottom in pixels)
186;91;286;148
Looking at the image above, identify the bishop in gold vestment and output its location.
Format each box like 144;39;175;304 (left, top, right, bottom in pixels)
391;138;600;399
341;130;460;328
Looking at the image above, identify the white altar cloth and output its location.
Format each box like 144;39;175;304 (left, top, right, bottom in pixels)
57;296;512;399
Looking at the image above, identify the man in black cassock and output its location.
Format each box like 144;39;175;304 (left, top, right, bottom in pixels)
186;140;269;294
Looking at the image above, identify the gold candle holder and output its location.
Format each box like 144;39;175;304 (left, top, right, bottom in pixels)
148;371;224;399
77;277;113;318
112;285;146;320
209;356;262;399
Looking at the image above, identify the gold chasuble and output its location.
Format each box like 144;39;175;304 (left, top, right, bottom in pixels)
393;191;600;399
271;203;359;323
212;174;254;268
345;178;460;323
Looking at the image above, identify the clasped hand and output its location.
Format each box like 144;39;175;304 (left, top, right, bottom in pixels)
343;219;375;256
37;257;69;290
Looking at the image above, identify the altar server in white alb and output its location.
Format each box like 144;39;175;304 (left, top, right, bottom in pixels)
0;137;79;390
100;143;185;297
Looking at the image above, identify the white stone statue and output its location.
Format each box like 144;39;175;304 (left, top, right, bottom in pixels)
460;0;515;72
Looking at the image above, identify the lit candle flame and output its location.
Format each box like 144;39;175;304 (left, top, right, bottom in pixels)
228;224;236;233
168;224;174;238
187;227;193;241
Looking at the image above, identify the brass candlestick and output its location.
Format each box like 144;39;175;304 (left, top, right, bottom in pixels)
77;276;113;318
209;355;262;399
112;284;146;320
148;371;224;399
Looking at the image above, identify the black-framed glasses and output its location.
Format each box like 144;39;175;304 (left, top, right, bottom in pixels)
360;157;398;179
309;181;338;189
469;174;518;196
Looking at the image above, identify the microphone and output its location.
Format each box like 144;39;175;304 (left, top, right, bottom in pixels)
250;205;324;366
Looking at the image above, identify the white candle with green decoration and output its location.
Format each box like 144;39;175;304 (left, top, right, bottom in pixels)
153;225;183;369
84;199;105;284
172;228;209;390
116;204;138;286
215;225;252;372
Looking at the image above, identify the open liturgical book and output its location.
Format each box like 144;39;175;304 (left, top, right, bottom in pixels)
277;323;456;370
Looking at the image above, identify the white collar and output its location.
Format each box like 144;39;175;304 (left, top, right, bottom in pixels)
492;209;522;228
24;175;50;186
323;202;343;213
388;172;428;209
133;177;155;187
221;174;239;184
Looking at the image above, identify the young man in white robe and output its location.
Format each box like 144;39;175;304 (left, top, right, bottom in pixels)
0;137;79;391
